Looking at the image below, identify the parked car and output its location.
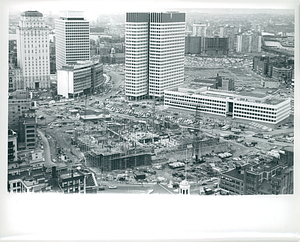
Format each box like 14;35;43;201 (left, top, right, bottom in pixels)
108;185;117;189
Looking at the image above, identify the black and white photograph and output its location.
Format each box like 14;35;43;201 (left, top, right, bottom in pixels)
1;0;299;241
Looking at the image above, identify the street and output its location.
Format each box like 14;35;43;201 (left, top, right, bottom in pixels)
37;129;55;167
97;182;153;194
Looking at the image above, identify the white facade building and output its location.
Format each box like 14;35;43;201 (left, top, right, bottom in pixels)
125;12;185;100
125;13;149;100
164;86;291;124
149;12;185;99
192;23;207;37
55;11;90;70
16;11;50;89
236;32;262;53
57;60;103;98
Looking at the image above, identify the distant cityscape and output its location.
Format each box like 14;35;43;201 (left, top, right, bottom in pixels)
7;8;294;195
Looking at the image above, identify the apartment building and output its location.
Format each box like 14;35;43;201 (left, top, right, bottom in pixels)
236;32;262;53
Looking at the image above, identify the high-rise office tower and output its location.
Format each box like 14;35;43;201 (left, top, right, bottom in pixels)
55;11;90;70
16;11;50;89
125;13;149;100
125;12;185;100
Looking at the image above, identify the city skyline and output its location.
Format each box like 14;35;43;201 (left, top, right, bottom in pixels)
1;2;299;241
6;6;295;194
6;0;296;21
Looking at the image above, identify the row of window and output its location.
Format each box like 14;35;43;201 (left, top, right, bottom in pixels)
22;39;48;43
165;101;226;112
234;110;276;117
235;106;276;114
234;114;276;123
24;49;47;53
20;31;48;35
24;56;48;60
125;75;148;80
62;179;83;187
167;99;226;107
24;44;48;48
235;103;276;111
149;70;184;75
125;90;147;95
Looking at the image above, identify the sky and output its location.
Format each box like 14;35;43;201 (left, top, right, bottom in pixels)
4;0;298;21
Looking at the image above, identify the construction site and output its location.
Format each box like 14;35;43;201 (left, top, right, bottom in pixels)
66;101;229;173
33;60;293;191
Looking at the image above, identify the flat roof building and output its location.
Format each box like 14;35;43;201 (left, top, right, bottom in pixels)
220;161;293;195
8;90;36;131
55;11;90;70
57;59;104;98
164;86;291;124
8;130;18;163
18;109;38;150
220;165;247;195
125;12;185;100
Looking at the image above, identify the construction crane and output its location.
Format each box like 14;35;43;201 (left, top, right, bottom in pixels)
193;105;202;162
151;97;158;130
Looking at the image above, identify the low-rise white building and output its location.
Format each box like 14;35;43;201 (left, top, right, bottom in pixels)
164;86;290;124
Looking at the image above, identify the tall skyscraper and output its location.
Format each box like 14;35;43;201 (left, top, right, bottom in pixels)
16;11;50;89
125;12;186;100
55;11;90;70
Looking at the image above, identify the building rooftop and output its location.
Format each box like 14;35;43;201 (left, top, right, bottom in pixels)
282;146;293;152
60;60;99;71
222;168;244;181
246;161;280;174
59;11;84;19
167;86;287;106
60;171;83;180
21;11;43;18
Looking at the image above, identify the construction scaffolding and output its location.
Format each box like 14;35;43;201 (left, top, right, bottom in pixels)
86;149;152;171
